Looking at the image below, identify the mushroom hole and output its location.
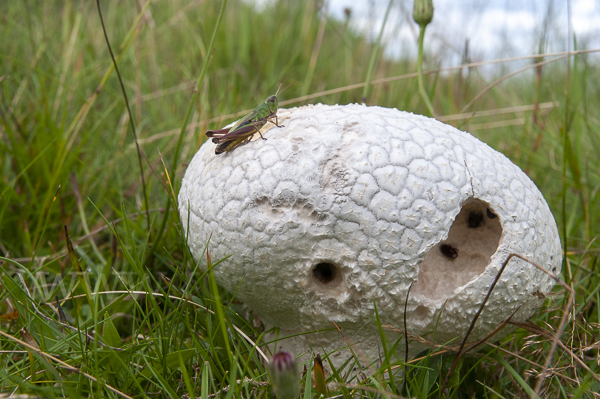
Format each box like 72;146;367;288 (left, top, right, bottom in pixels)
411;305;430;322
313;262;338;285
414;199;502;300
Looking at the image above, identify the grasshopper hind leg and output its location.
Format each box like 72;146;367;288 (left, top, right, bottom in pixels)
240;135;259;147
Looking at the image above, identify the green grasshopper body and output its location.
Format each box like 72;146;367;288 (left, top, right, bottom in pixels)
205;83;294;154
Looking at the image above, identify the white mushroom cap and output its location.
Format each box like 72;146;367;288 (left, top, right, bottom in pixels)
179;104;562;366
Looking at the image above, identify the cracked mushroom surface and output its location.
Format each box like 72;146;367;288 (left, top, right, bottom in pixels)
179;104;562;367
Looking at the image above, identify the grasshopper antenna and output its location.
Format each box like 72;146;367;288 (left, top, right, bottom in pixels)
276;81;296;97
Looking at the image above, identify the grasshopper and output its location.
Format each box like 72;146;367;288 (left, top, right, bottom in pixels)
205;83;295;154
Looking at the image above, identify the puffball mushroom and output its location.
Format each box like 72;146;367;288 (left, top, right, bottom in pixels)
179;104;561;368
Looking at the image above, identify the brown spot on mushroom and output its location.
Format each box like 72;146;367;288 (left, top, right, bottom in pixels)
532;290;546;299
486;208;497;219
256;198;320;223
468;211;484;228
440;244;458;259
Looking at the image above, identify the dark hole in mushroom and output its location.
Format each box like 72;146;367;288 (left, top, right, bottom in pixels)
468;211;484;228
486;208;497;219
415;199;502;300
313;262;337;285
440;244;458;259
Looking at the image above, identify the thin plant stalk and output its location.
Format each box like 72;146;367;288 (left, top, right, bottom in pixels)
301;6;328;98
416;25;435;117
361;0;394;103
30;3;149;255
146;0;228;264
97;0;151;231
170;1;227;176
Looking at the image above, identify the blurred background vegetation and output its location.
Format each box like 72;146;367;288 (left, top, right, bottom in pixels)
1;0;599;397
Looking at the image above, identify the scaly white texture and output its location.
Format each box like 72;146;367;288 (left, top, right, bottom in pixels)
179;104;561;366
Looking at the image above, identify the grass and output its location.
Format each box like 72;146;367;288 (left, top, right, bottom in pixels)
1;0;599;397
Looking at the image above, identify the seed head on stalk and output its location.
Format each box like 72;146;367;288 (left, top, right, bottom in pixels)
413;0;434;27
269;352;300;399
412;0;436;117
